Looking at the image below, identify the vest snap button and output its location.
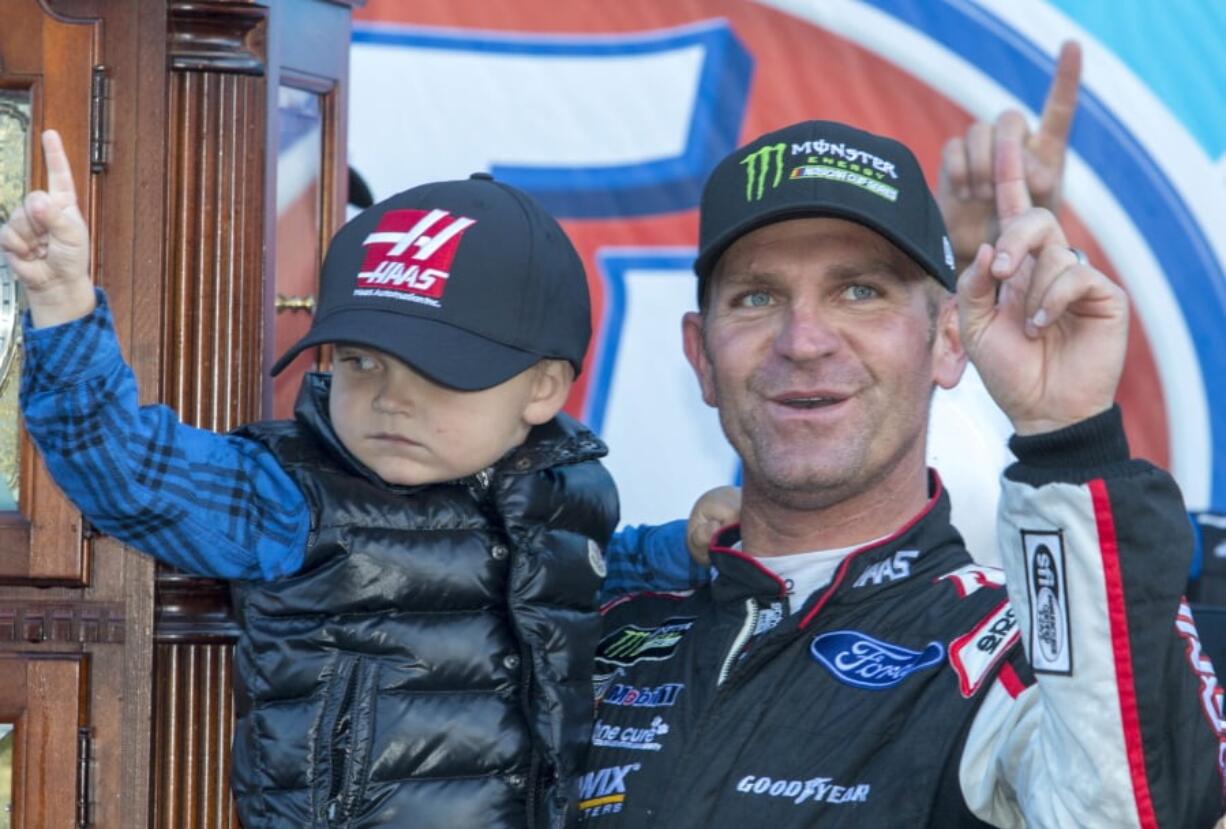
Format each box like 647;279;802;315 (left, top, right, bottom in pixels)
491;544;509;560
514;457;532;471
507;773;527;789
503;653;521;671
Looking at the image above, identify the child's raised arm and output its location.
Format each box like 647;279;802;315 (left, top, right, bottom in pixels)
4;130;309;582
0;130;96;326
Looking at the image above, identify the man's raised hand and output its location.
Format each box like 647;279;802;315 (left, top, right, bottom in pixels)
0;129;95;326
938;40;1081;269
955;130;1128;436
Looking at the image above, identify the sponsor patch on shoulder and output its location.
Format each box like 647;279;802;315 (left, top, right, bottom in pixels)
1175;600;1226;789
595;616;696;676
578;763;641;821
810;630;944;690
948;599;1020;698
935;563;1006;598
1022;530;1072;675
591;715;670;752
601;682;684;709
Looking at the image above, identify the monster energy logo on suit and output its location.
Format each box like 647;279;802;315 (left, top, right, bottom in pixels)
595;616;697;673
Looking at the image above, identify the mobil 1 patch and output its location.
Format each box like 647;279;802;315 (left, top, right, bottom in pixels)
1021;530;1072;675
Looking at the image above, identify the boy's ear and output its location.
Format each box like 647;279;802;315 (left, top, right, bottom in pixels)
522;360;574;425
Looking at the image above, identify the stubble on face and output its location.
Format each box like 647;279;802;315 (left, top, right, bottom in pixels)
699;219;945;520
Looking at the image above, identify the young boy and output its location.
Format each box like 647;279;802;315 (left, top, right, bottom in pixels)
2;131;693;828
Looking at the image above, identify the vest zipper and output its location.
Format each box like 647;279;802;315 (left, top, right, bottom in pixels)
326;663;362;826
717;598;758;687
519;644;543;824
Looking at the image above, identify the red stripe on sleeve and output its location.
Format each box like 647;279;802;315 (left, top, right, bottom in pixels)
1090;478;1159;829
996;661;1027;699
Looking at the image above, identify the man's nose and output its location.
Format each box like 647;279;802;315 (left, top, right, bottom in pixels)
774;302;841;362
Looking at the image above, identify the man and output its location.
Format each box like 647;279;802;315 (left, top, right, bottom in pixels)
579;116;1224;827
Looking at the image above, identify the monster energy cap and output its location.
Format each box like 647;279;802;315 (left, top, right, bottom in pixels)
694;120;957;298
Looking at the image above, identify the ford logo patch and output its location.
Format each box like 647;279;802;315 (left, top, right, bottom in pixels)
810;630;945;690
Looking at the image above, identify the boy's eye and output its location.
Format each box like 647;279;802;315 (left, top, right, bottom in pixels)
735;290;773;309
338;352;379;371
841;283;879;302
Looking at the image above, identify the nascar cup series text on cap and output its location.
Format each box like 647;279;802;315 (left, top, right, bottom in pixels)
695;120;958;300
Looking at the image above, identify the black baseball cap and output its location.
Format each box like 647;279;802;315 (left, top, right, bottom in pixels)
271;173;591;391
695;120;957;299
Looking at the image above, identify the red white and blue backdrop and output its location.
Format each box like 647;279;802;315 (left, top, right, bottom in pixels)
332;0;1226;563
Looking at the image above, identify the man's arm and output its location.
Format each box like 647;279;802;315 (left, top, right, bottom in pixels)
953;103;1223;823
959;408;1224;826
5;130;308;580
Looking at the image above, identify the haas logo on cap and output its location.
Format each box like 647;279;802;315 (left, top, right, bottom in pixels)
355;209;476;306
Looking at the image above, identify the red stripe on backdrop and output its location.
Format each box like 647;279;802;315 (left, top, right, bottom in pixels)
1090;478;1158;829
354;0;1168;468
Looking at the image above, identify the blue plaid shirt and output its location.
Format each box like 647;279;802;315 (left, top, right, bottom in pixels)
21;290;705;596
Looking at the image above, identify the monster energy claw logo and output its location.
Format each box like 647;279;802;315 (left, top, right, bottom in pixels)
741;142;786;201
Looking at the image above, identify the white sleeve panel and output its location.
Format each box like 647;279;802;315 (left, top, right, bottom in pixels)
961;477;1145;827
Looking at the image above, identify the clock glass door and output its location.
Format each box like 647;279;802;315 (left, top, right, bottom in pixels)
0;88;30;511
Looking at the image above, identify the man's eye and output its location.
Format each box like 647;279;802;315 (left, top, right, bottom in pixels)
736;290;773;308
842;284;879;301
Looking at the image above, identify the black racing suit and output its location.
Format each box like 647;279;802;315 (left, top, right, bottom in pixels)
579;409;1225;827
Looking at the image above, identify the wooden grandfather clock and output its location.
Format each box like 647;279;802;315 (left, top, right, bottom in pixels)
0;1;357;825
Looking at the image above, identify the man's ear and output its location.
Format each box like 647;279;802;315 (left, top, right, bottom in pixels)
522;360;574;425
682;312;718;407
932;293;968;390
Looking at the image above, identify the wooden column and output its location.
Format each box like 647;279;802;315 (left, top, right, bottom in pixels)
152;4;268;826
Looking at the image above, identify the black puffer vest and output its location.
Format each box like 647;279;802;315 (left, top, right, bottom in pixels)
229;374;618;828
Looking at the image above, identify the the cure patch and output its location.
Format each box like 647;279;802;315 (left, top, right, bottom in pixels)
595;616;696;674
809;630;944;690
356;208;476;307
1022;530;1072;675
949;599;1019;698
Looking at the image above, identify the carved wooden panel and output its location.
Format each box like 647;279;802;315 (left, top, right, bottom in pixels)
0;653;87;828
0;600;123;643
169;1;266;76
